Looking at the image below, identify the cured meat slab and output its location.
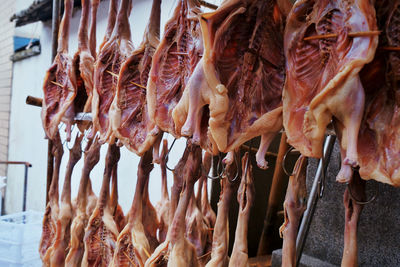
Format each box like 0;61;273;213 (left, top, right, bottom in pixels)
145;143;202;267
65;138;101;267
92;0;134;143
109;0;162;156
279;155;307;267
73;0;99;132
112;150;153;266
283;0;378;177
147;0;203;137
82;144;121;266
357;0;400;186
229;153;254;267
39;134;63;265
48;134;82;266
173;0;289;168
42;0;75;141
205;153;238;267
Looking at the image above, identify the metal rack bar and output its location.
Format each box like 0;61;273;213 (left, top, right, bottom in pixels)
199;0;218;10
0;161;32;212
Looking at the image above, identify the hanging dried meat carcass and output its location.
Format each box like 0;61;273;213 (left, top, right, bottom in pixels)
41;0;75;141
112;150;154;267
357;1;400;186
199;152;216;230
145;143;202;267
279;155;307;267
185;182;209;261
100;0;119;51
92;0;134;142
147;0;203;137
48;134;83;266
228;153;254;267
194;152;216;265
72;0;99;131
110;160;126;232
283;0;378;181
205;154;238;267
341;172;365;266
39;133;63;265
109;0;162;155
142;162;160;252
65;138;101;267
82;144;121;266
173;0;290;169
155;140;170;243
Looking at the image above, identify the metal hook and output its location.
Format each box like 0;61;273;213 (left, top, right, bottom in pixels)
227;152;240;183
346;181;378;205
165;138;177;172
282;146;298;176
207;153;224;180
229;141;253;183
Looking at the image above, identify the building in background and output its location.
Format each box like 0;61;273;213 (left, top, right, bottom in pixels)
0;0;15;178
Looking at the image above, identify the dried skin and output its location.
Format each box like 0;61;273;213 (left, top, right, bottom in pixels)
279;156;307;267
147;0;203;137
197;152;216;265
65;139;101;267
39;134;64;266
283;0;378;183
145;144;202;267
341;173;365;267
357;1;400;186
206;156;238;267
92;0;134;142
142;174;160;252
110;164;126;232
173;0;287;167
42;0;75;141
110;0;162;156
155;140;170;243
112;150;154;267
228;153;254;267
72;0;100;130
49;135;83;267
185;194;209;258
82;144;121;266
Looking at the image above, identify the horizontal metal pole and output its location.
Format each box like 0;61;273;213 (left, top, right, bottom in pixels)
0;161;32;167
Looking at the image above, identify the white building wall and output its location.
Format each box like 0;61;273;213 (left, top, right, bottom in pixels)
0;0;15;177
6;0;221;214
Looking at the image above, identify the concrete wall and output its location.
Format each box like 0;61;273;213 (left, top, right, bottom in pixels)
6;0;222;214
0;0;15;177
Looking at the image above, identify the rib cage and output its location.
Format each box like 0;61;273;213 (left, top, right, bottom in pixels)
147;0;203;136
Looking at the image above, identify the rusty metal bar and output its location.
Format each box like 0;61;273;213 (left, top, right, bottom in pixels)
199;0;218;9
304;30;381;41
257;133;289;255
26;96;42;107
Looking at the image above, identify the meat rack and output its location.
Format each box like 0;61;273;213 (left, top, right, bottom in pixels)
24;1;337;266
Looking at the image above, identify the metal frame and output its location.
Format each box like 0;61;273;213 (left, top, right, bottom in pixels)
0;161;32;212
